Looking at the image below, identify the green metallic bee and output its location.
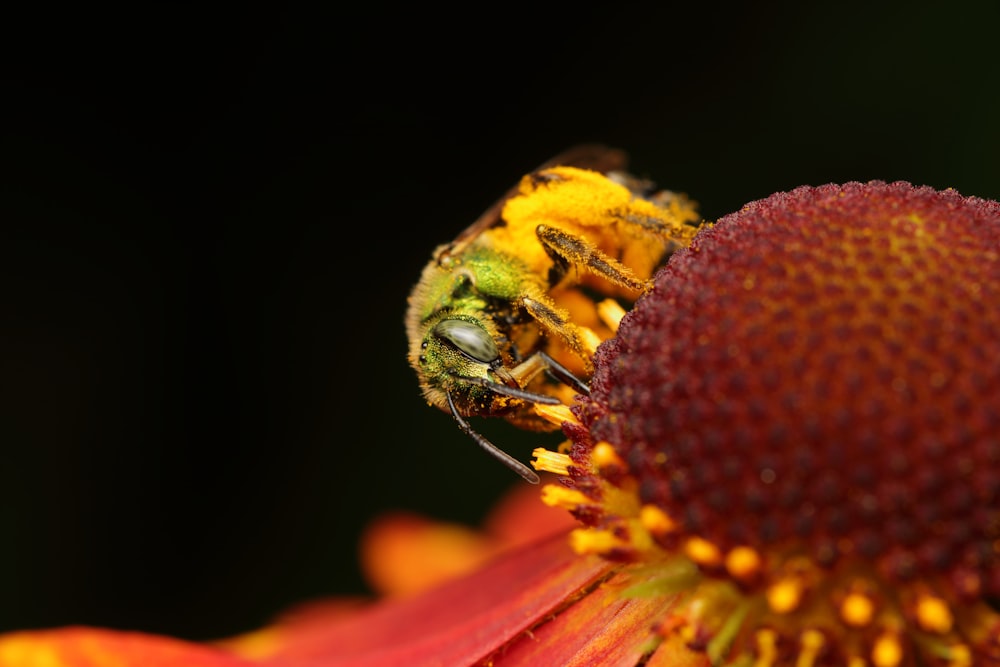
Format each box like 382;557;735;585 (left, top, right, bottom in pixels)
406;146;703;482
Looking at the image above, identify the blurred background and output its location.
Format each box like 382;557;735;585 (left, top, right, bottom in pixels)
2;2;998;641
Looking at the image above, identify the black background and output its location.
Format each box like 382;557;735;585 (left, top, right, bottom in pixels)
3;3;998;641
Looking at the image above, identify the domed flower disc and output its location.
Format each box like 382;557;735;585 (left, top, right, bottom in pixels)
539;181;1000;665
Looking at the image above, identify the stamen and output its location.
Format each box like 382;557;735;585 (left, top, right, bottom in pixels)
767;577;804;614
839;591;875;627
871;631;904;667
532;448;572;475
724;546;763;584
796;629;825;667
591;441;625;469
639;504;678;537
597;298;627;332
684;537;723;568
532;402;577;427
570;528;625;555
914;593;953;634
540;485;591;510
580;326;603;357
753;628;778;667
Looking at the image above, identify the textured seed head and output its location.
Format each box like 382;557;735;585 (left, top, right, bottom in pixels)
581;181;1000;595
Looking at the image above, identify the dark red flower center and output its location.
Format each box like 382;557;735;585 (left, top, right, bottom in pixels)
555;181;1000;664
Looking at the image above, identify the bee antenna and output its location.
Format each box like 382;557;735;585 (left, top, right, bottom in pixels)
446;392;540;484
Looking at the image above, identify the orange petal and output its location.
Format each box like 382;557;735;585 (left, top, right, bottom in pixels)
481;479;580;548
0;627;252;667
253;532;612;666
359;483;578;597
360;511;499;596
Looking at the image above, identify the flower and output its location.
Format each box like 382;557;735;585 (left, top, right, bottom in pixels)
2;180;998;666
538;181;1000;665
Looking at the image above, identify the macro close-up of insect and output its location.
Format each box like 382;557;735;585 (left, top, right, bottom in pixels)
405;146;705;483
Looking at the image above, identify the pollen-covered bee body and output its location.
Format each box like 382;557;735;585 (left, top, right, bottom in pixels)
405;146;703;481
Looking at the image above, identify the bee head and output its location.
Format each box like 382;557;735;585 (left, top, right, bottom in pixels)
414;314;502;395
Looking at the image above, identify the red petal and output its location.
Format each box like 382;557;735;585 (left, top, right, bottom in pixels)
257;532;612;666
493;570;707;666
0;627;252;667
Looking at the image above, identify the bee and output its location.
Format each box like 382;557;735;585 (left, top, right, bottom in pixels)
406;146;702;483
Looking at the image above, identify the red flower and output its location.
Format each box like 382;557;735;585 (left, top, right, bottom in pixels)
2;181;998;666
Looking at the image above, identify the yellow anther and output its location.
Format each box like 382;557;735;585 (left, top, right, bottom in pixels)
766;577;803;614
915;594;953;634
597;298;627;331
840;591;875;627
725;546;762;583
569;528;623;555
591;441;625;469
532;402;577;428
531;448;572;475
872;632;903;667
580;326;603;357
539;484;591;510
639;504;677;536
753;628;778;667
796;629;825;667
684;536;723;567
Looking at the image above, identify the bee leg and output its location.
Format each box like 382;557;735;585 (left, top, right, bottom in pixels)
508;350;589;396
537;351;590;395
519;291;596;373
535;224;651;293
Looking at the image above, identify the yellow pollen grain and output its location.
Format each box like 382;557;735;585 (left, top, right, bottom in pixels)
533;402;578;428
753;628;778;667
540;484;591;510
591;441;625;469
767;577;803;615
796;629;825;667
639;504;677;536
915;594;953;634
597;298;627;331
724;546;762;582
840;592;875;627
684;536;722;567
532;448;572;475
872;632;903;667
569;528;623;555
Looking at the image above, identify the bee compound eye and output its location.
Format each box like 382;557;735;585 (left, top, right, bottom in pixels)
432;319;500;364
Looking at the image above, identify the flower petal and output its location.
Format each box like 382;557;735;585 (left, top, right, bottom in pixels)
358;482;579;598
0;627;252;667
494;570;709;666
359;512;500;596
253;532;612;666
